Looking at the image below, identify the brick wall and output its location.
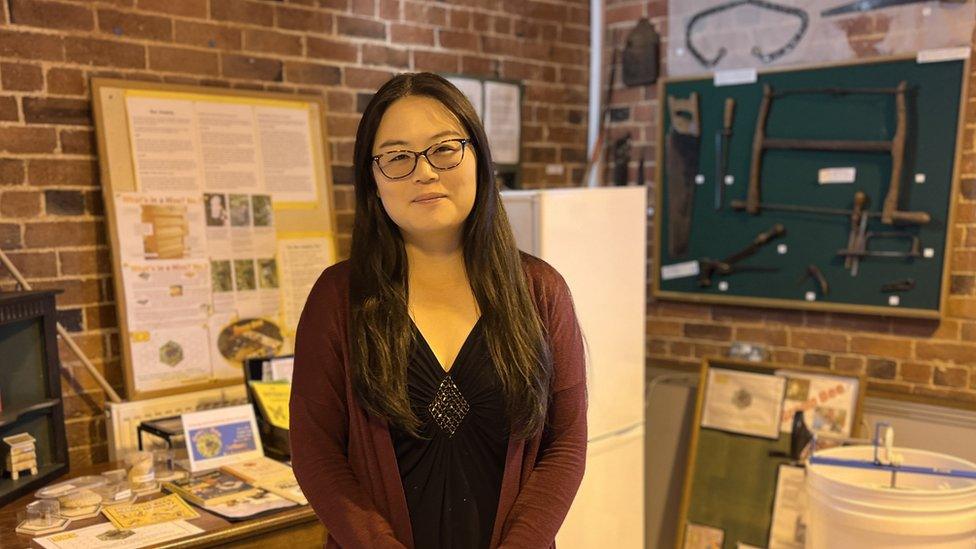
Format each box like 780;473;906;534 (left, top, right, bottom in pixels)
0;0;590;467
605;0;976;406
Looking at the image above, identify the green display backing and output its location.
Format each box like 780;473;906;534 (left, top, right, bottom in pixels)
655;57;966;317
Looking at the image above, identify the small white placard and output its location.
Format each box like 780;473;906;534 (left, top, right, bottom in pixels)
181;404;263;472
724;174;734;185
915;173;926;184
888;295;900;306
714;68;758;86
695;174;705;185
923;247;935;258
818;167;856;184
777;243;788;255
661;260;700;281
917;47;971;64
718;281;729;292
805;291;816;302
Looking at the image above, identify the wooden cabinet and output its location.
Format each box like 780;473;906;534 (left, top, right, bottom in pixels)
0;291;68;507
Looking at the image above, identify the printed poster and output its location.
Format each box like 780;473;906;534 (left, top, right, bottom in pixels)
701;368;786;439
777;371;859;436
181;404;263;472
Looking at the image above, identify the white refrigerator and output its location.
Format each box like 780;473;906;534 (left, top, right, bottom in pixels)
502;186;647;549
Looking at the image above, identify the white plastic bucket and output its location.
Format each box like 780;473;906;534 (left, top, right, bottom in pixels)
805;445;976;549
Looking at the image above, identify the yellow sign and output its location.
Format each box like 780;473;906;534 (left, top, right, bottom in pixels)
249;381;291;429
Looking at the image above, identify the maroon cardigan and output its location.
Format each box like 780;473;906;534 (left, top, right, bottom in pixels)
289;253;587;548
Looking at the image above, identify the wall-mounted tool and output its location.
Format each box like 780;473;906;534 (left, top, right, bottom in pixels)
844;191;869;271
697;223;786;287
637;155;645;186
685;0;809;67
622;18;660;86
746;82;928;226
822;0;967;18
728;198;930;224
881;278;916;293
797;264;830;295
714;98;736;211
613;133;631;186
582;31;619;186
837;231;922;271
666;92;701;258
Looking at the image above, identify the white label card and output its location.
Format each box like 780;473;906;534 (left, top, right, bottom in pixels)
661;260;700;280
818;167;856;184
917;47;971;64
714;68;758;86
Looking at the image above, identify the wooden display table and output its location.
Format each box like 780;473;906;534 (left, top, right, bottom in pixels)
0;461;326;548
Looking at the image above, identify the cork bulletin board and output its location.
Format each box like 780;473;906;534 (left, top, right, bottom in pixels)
92;79;338;400
652;54;970;319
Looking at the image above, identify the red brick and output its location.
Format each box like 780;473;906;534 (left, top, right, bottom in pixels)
867;379;913;396
947;297;976;319
244;29;303;56
344;67;394;89
25;221;106;248
85;304;117;329
953;250;976;271
174;21;242;50
790;330;847;353
403;3;445;26
32;277;103;305
734;326;788;346
0;190;40;217
9;0;94;31
97;8;172;41
379;0;400;19
0;127;57;153
933;365;969;388
0;250;56;278
47;67;86;96
646;319;682;337
1;62;43;91
351;0;375;16
211;0;273;26
900;362;933;383
65;37;145;69
307;37;359;63
804;353;832;368
916;341;976;365
390;23;434;46
284;62;341;85
684;322;732;341
276;5;332;33
413;51;459;73
0;30;64;61
0;223;21;249
60;129;95;155
28;159;98;187
866;357;896;379
221;54;282;81
913;386;976;404
850;335;913;359
834;356;865;375
606;2;643;24
59;248;111;276
137;0;207;17
439;29;479;51
337;15;386;39
0;159;25;185
23;97;91;125
0;96;18;121
362;44;409;68
149;46;219;75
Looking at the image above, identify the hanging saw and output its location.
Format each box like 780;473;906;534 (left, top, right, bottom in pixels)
666;92;701;258
582;31;619;186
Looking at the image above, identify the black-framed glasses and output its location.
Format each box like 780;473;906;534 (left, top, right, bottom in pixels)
372;138;470;180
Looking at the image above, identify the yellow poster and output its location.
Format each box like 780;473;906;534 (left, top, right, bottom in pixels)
249;381;291;429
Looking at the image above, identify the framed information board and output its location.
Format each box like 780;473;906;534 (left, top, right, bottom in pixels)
653;54;969;319
676;357;865;549
92;79;338;400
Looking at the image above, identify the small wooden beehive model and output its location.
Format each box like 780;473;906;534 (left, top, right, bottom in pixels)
4;432;38;480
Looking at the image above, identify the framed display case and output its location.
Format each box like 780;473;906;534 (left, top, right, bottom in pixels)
0;290;69;507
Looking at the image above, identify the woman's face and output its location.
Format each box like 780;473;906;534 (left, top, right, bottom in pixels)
371;95;477;243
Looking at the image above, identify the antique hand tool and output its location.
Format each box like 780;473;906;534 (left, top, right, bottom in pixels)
822;0;966;18
697;223;786;287
797;264;830;295
844;191;868;269
714;98;736;210
746;82;927;226
837;231;921;259
728;199;930;224
685;0;809;67
881;278;916;293
613;133;631;186
666;92;701;258
582;31;619;186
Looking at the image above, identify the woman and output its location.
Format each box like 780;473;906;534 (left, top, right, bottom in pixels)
290;72;587;549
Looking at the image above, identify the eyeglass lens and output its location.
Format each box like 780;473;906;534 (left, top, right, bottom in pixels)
376;140;465;179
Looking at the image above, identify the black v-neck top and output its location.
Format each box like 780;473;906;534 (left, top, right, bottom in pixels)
389;317;510;549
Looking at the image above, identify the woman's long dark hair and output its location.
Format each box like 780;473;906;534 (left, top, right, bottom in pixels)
349;72;552;440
